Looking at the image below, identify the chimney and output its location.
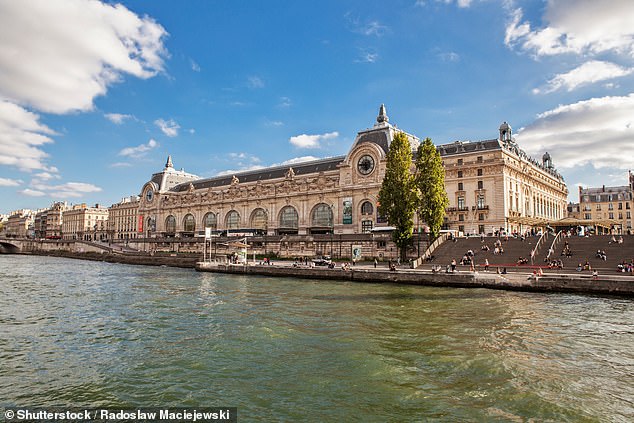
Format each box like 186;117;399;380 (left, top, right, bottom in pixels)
602;185;605;192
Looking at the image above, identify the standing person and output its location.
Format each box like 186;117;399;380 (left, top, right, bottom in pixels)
451;258;457;272
374;258;378;268
484;258;489;272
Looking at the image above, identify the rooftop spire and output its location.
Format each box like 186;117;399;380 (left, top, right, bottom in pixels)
377;104;389;124
165;155;173;169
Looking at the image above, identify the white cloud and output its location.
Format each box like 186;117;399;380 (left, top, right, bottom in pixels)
104;113;133;125
0;100;56;171
0;0;168;114
215;165;265;176
29;181;102;198
289;131;339;149
191;59;201;72
265;120;284;127
534;61;634;94
346;13;387;37
247;76;264;89
416;0;474;8
279;156;320;165
517;94;634;170
154;118;180;137
119;139;158;158
0;0;167;177
278;97;292;108
356;50;379;63
505;2;634;57
110;162;133;168
439;51;460;62
19;188;46;197
0;177;22;187
33;172;61;181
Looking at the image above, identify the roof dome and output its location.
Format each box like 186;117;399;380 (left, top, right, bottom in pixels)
499;121;511;131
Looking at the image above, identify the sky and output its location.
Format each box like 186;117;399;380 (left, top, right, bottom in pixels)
1;0;633;214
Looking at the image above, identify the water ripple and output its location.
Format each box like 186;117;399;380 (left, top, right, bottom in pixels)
0;255;633;421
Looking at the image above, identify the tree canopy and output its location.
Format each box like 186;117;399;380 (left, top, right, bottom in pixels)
377;132;417;259
414;137;448;241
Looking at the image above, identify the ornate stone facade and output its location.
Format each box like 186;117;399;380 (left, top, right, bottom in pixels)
134;106;568;258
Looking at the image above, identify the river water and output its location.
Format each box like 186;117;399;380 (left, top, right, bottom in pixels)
1;255;633;422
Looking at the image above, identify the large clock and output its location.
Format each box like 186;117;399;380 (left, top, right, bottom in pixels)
146;189;154;202
357;155;375;175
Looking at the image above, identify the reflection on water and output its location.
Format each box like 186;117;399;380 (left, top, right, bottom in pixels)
1;255;633;421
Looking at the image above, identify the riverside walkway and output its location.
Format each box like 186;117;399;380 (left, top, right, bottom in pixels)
196;260;634;297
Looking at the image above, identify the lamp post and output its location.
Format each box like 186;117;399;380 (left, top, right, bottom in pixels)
329;204;335;257
264;208;269;258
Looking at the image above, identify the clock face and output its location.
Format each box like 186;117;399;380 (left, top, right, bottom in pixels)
146;189;154;202
357;155;375;175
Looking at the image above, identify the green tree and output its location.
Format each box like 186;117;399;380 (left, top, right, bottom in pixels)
378;132;417;260
414;137;449;241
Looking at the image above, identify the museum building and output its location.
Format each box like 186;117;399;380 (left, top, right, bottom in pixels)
134;105;568;259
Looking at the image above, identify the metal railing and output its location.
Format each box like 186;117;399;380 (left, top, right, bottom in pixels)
411;233;450;269
545;230;563;262
530;231;549;264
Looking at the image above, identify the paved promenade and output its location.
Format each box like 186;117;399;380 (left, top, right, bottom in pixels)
196;260;634;297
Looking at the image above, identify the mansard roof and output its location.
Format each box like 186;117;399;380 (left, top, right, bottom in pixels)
436;138;565;181
581;185;631;195
436;139;501;155
355;129;391;154
172;156;345;192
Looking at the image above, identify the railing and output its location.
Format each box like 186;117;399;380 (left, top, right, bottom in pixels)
411;233;450;269
530;231;549;265
546;230;563;261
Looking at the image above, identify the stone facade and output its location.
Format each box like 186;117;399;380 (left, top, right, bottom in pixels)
134;106;568;259
578;171;634;234
441;122;568;235
62;204;109;241
5;210;34;238
108;196;140;240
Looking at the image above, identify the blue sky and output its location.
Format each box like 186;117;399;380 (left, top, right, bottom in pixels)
1;0;633;214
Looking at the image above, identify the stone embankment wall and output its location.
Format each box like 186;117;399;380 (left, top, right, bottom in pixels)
197;263;634;297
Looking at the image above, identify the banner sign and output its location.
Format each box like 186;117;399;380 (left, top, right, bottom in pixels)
352;245;362;261
343;197;353;224
138;215;144;233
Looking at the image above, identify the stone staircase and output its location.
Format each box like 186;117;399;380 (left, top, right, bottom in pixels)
548;235;634;271
422;235;544;271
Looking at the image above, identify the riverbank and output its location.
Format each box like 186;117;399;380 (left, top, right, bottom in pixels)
16;250;200;268
4;249;633;297
197;261;634;297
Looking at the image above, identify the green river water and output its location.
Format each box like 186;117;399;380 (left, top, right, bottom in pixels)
1;255;633;422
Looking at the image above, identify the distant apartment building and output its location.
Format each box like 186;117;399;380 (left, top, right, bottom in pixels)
46;202;69;239
108;196;140;240
62;204;109;241
34;202;69;239
578;171;634;234
5;210;34;238
0;214;7;235
566;202;581;219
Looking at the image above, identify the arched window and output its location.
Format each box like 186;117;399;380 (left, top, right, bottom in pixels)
226;210;240;229
165;215;176;234
146;217;155;232
311;203;333;227
183;214;195;232
279;206;299;229
250;208;267;230
204;212;217;230
361;201;374;215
